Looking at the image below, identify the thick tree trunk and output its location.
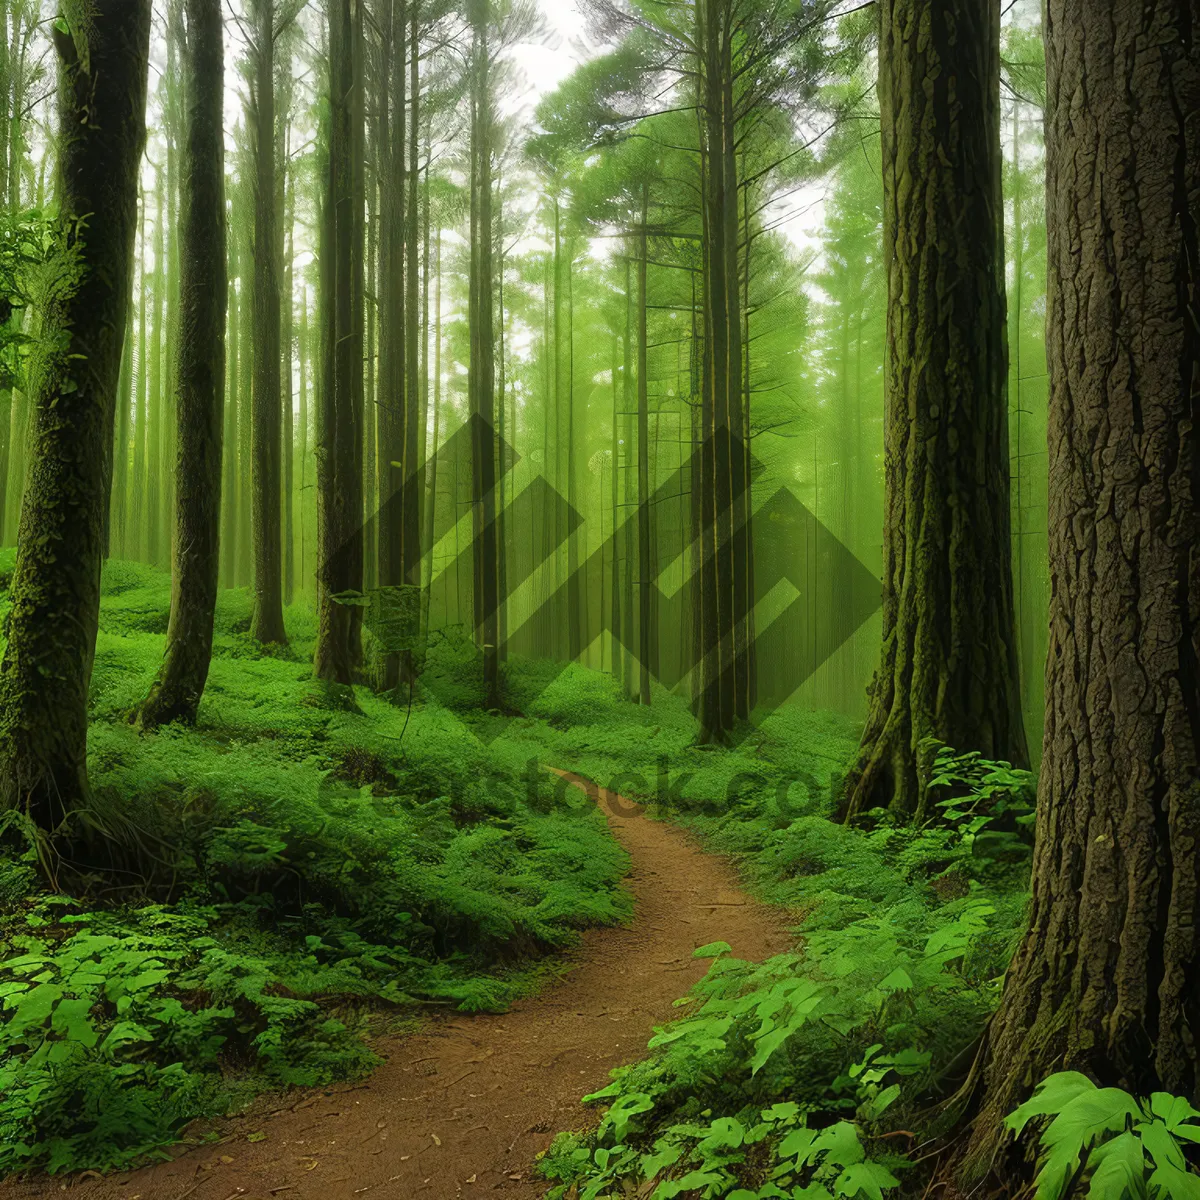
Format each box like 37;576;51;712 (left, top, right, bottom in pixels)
376;0;410;692
138;0;226;729
315;0;365;684
281;75;295;607
250;0;287;645
963;0;1200;1173
841;0;1027;822
0;0;150;828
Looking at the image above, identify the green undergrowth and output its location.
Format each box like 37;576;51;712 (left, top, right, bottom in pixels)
0;554;630;1177
500;669;1035;1199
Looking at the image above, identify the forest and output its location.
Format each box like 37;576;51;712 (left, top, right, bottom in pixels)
0;0;1195;1197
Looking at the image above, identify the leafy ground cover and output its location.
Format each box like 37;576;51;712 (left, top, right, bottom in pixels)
494;668;1038;1199
0;556;630;1176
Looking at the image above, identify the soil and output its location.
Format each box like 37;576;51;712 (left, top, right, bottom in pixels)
2;772;792;1200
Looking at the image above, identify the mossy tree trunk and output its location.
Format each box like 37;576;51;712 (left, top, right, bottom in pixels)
961;0;1200;1174
0;0;151;830
138;0;226;730
314;0;365;684
840;0;1028;823
249;0;288;646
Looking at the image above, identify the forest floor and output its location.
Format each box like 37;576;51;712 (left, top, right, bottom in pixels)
0;772;791;1200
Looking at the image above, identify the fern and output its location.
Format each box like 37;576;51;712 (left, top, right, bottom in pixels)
1007;1073;1200;1200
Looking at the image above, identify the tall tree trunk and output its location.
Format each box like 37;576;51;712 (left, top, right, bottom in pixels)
221;231;240;586
297;283;309;589
133;196;149;562
566;249;581;659
236;204;254;587
422;227;441;619
840;0;1028;822
622;260;635;700
962;0;1200;1175
109;306;134;559
376;0;410;692
315;0;365;684
138;0;226;728
281;69;295;606
468;8;499;709
636;191;651;705
250;0;287;645
0;0;151;831
147;172;165;567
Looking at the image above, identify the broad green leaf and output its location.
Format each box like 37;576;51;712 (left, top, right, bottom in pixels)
694;942;733;958
812;1122;866;1169
1138;1120;1185;1171
49;997;98;1048
1007;1072;1098;1134
778;1127;818;1164
876;969;913;993
834;1161;901;1200
1151;1095;1200;1133
1147;1161;1200;1200
696;1117;745;1154
1085;1131;1145;1200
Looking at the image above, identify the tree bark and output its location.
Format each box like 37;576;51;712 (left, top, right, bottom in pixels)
138;0;226;729
314;0;365;684
962;0;1200;1173
249;0;287;645
468;8;500;710
840;0;1028;822
0;0;151;829
221;230;240;587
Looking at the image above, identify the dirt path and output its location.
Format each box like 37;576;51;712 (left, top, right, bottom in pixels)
4;774;791;1200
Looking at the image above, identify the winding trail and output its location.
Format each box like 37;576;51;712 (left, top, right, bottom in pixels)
3;774;791;1200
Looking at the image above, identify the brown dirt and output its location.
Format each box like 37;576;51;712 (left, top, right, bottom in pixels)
2;773;791;1200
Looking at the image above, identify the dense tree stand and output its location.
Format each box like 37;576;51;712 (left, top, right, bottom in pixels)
840;0;1028;824
139;0;227;730
0;1;151;831
957;0;1200;1180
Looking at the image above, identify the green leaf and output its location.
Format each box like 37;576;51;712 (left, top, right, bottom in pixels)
834;1161;901;1200
811;1123;866;1170
1007;1072;1098;1135
693;942;733;959
778;1127;818;1165
876;968;913;993
49;997;98;1048
1151;1095;1200;1133
1085;1131;1145;1200
1138;1120;1185;1171
1147;1161;1200;1200
860;1084;901;1121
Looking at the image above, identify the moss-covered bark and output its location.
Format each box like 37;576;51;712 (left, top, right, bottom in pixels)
314;0;364;685
840;0;1027;823
249;0;287;647
138;0;226;730
0;0;151;830
961;0;1200;1174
